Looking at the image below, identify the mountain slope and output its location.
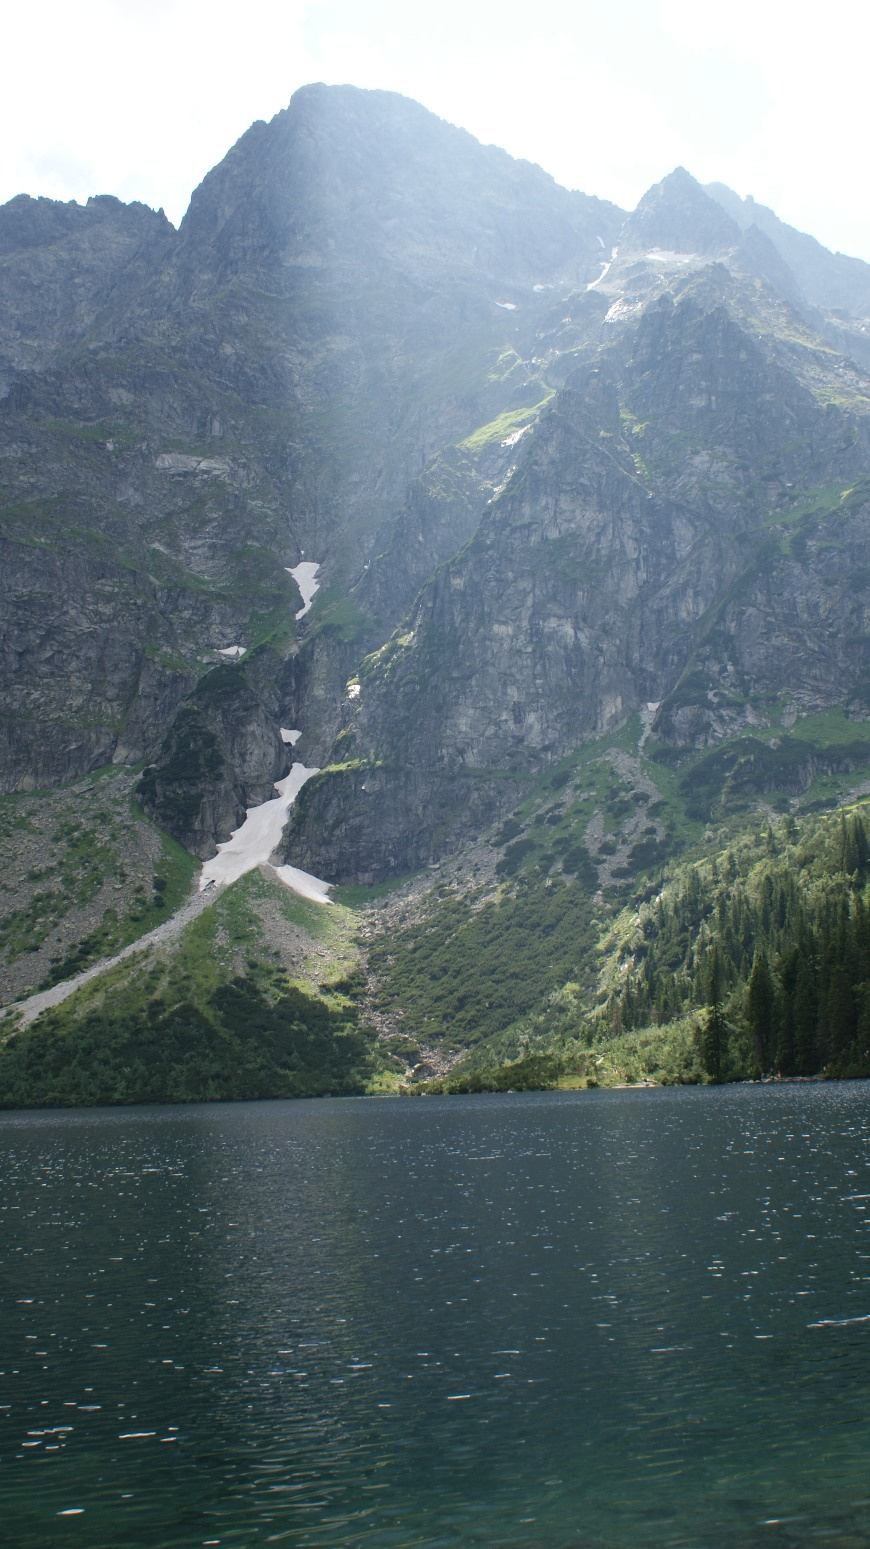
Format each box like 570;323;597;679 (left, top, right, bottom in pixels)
0;86;623;831
286;265;870;880
2;90;870;1102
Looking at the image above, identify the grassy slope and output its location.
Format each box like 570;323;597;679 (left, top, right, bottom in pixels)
0;868;382;1108
362;711;870;1093
0;769;197;1003
4;704;870;1109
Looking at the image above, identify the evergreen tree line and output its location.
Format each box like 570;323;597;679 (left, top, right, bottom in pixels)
601;809;870;1081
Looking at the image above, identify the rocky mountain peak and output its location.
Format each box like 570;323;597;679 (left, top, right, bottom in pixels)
0;193;176;379
706;179;870;322
1;84;869;889
175;83;624;301
4;87;870;1111
620;166;743;258
0;191;172;258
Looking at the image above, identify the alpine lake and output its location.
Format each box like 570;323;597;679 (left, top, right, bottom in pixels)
2;1084;869;1549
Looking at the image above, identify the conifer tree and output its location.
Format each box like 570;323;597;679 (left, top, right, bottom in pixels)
793;944;819;1075
747;946;777;1072
776;946;800;1074
698;944;727;1081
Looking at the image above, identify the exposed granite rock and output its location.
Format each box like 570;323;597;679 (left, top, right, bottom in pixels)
0;84;625;843
2;86;870;885
706;181;870;318
619;167;743;258
0;194;176;383
286;275;870;880
139;656;290;857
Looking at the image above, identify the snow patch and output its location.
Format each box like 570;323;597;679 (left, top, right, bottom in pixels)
500;425;530;449
605;298;643;324
218;645;245;659
347;682;361;700
286;560;321;619
199;762;322;891
155;453;230;476
639;701;660;751
280;728;301;745
586;246;618;292
587;261;612;291
646;249;697;264
271;865;333;904
495;300;517;311
487;464;518;502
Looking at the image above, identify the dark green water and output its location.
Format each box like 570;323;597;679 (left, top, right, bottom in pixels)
2;1085;870;1548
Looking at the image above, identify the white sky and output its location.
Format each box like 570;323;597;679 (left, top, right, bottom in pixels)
1;0;868;261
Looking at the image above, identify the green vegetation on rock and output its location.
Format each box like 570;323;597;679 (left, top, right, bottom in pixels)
368;874;598;1054
0;871;376;1108
0;770;197;1001
584;803;870;1083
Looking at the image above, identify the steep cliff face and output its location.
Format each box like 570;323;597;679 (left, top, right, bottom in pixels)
706;181;870;319
175;84;619;299
621;167;743;258
138;656;290;858
0;85;623;846
0;394;303;792
286;268;870;880
2;88;870;897
0;194;176;384
159;82;623;582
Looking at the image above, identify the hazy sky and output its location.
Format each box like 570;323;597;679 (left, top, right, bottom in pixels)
2;0;867;259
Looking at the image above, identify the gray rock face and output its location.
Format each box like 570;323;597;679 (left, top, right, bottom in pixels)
0;85;624;852
138;656;289;858
286;276;870;880
620;167;743;258
175;85;620;300
2;86;869;880
706;181;870;317
0;195;175;383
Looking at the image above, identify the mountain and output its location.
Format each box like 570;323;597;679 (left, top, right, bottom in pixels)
0;84;620;819
286;169;870;881
706;181;870;350
2;88;870;1103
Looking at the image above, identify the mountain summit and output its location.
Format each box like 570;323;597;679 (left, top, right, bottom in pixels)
2;85;870;1099
620;166;743;256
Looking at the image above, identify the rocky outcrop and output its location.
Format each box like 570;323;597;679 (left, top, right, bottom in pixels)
285;275;870;880
2;86;870;879
0;85;625;836
174;84;621;303
138;656;289;857
0;194;176;385
620;167;743;258
706;181;870;318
